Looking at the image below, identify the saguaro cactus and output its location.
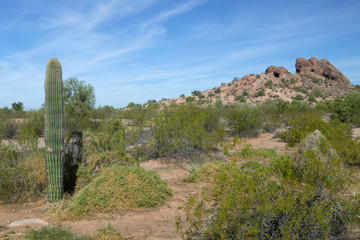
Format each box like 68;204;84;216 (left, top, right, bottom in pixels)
44;58;65;202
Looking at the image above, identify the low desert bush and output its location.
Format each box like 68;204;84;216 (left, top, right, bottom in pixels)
136;104;224;160
24;227;91;240
186;161;230;183
226;105;262;137
325;92;360;126
279;111;360;164
22;108;44;137
92;224;123;240
293;94;304;101
0;116;19;139
254;89;265;97
176;142;357;240
65;165;172;220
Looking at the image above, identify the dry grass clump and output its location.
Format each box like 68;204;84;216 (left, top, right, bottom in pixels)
0;145;46;203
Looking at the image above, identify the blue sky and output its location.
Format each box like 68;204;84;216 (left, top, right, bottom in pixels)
1;0;359;109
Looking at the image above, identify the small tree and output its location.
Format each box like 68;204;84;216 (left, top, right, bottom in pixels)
12;101;24;112
64;77;95;133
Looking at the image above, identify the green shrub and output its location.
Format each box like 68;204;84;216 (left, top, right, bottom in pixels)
242;90;249;96
279;111;360;164
65;165;172;220
192;90;202;96
186;96;195;102
226;106;262;137
186;161;230;183
91;105;115;120
24;227;91;240
293;94;304;101
17;125;39;151
312;78;320;84
254;89;265;97
327;92;360;125
176;149;356;239
264;80;273;89
214;88;221;94
139;104;224;159
0;114;19;139
235;94;246;102
293;86;308;94
312;89;325;98
93;224;123;240
308;95;317;103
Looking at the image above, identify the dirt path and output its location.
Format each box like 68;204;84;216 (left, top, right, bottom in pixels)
246;133;288;152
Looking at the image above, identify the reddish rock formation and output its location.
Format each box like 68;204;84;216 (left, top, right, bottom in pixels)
265;66;289;78
295;57;352;87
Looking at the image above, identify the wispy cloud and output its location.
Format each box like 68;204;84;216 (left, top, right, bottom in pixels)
141;0;208;29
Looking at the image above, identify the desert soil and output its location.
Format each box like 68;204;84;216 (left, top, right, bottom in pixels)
0;129;358;239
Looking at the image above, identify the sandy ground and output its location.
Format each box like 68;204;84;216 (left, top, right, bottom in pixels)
0;129;358;239
0;161;204;240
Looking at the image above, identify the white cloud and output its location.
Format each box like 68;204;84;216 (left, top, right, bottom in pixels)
141;0;208;29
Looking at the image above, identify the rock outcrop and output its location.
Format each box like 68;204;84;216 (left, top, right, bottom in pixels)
161;57;355;106
295;57;352;88
265;66;290;78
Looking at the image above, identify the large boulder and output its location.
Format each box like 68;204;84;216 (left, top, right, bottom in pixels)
265;66;290;78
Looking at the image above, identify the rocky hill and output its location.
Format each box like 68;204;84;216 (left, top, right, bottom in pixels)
164;57;355;106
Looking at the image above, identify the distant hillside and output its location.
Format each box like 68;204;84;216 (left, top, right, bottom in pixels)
162;57;355;106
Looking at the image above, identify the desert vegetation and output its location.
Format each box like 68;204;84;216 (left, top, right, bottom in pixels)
1;61;360;239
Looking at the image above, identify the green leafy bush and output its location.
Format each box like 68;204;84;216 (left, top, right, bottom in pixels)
312;89;325;99
214;88;221;94
327;92;360;126
186;96;195;102
242;90;249;96
177;147;356;239
235;94;246;102
308;95;317;103
254;89;265;97
293;94;304;101
279;111;360;164
293;86;308;94
192;90;202;96
138;104;224;159
226;105;262;137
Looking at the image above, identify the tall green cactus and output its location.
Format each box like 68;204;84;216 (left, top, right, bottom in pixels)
44;58;65;202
